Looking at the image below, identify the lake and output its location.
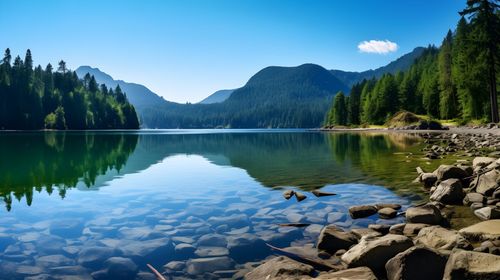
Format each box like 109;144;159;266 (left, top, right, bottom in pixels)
0;130;455;279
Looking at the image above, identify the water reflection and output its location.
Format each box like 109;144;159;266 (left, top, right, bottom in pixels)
0;131;431;211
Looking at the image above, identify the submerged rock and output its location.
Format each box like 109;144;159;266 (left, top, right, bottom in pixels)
78;246;117;269
443;249;500;280
186;256;235;275
349;205;377;219
245;256;314;280
385;246;448;280
341;234;413;274
317;225;358;254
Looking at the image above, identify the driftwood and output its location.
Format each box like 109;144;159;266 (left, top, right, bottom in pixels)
266;243;342;271
147;263;167;280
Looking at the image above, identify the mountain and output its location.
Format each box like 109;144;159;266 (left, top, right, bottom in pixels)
198;89;235;104
75;66;170;114
330;47;425;87
142;63;349;128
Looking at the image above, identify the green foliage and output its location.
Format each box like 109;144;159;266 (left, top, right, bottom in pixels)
0;49;140;130
326;91;348;126
329;1;499;126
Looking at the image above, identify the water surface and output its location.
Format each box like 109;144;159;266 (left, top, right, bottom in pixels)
0;130;450;279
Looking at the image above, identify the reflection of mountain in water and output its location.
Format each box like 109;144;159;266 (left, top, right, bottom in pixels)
0;131;425;210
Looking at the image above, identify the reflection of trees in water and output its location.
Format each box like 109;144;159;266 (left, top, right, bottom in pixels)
0;132;138;211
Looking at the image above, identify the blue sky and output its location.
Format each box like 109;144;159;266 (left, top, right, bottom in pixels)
0;0;465;103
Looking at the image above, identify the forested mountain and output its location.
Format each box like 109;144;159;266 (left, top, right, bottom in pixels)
76;66;169;115
198;89;235;104
142;63;349;128
330;47;426;88
0;50;139;130
326;0;500;126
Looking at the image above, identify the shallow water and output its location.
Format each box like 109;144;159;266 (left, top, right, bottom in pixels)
0;130;451;279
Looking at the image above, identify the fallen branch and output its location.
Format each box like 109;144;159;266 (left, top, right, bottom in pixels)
147;264;167;280
266;243;342;271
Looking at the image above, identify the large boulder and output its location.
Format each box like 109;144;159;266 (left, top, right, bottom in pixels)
474;206;500;220
434;165;468;181
459;220;500;241
430;179;464;205
315;267;377;280
405;204;442;225
341;234;413;275
317;225;358;254
415;226;468;250
443;249;500;279
385;246;448;280
186;256;235;275
349;205;377;219
475;170;499;196
473;157;496;169
245;256;314;280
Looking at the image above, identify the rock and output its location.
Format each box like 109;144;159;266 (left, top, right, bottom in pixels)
405;204;442;225
286;213;305;223
459;220;500;241
317;225;359;254
349;205;377;219
378;208;397;219
207;214;249;228
375;203;402;210
283;190;294;200
164;260;185;271
493;188;500;199
443;249;500;279
369;224;390;235
386;246;448;280
197;233;227;247
186;256;235;275
294;191;307;202
327;212;347;223
119;237;174;265
474;206;500;220
434;165;468;181
472;157;496;169
227;233;269;262
402;223;429;237
174;243;196;257
470;202;485;210
35;234;67;255
341;234;413;274
430;179;464;205
50;219;84;238
78;246;116;269
389;223;406;235
245;256;314;280
135;272;157;280
463;193;486;206
415;226;468;250
195;246;229;257
421;173;438;188
315;267;377;280
475;170;499;196
311;190;336;197
102;257;138;280
36;254;74;267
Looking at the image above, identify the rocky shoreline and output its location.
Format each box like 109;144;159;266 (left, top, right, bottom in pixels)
245;130;500;280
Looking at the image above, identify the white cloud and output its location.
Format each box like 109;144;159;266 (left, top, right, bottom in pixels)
358;40;399;54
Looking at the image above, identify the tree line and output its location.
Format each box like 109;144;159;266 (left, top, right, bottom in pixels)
0;49;139;130
326;0;499;126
